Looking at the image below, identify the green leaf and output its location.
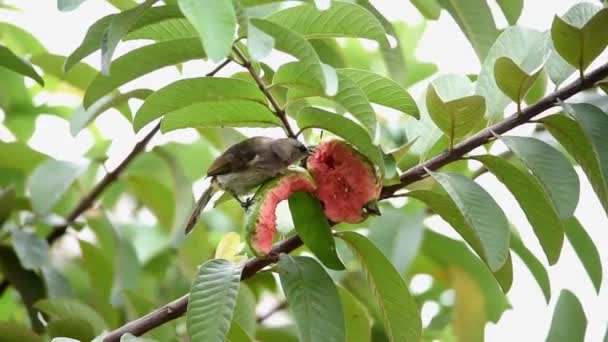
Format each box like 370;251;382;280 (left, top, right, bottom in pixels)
493;57;544;106
47;317;96;341
107;0;139;10
310;39;347;68
227;322;253;342
134;77;266;132
178;0;236;62
551;4;608;72
79;240;113;302
101;0;158;75
35;298;108;333
125;17;197;41
250;19;335;95
546;290;587;342
546;44;575;88
64;4;183;71
394;21;438;87
422;230;509;323
231;284;256;338
337;68;419;119
57;0;88;11
500;136;579;219
0;22;46;56
509;232;551;303
267;2;388;45
126;175;174;229
0;322;43;342
410;0;441;20
437;0;499;61
71;89;152;135
472;155;564;265
476;27;549;120
84;38;206;107
30;53;96;92
12;229;49;271
27;159;86;215
524;69;548;105
337;286;371;342
0;143;46;174
338;231;421;342
496;0;523;25
0;45;44;85
563;217;602;293
0;246;46;333
187;259;242;342
428;171;510;271
0;186;16;225
296;107;383;173
248;21;275;62
288;192;344;270
561;103;608;218
161;100;281;132
278;255;345;342
426;74;485;143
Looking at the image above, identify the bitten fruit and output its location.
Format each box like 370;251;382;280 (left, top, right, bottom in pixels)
307;139;381;223
245;168;316;255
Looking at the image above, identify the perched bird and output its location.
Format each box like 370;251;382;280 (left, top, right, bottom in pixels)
184;136;310;234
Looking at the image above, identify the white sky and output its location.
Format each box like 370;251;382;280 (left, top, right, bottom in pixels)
1;0;607;341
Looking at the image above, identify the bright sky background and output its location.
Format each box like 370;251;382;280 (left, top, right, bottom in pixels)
1;1;607;341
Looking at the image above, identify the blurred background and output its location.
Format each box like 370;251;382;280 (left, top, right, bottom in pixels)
1;0;606;341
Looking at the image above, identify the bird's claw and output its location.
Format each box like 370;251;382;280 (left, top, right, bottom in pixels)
241;197;254;211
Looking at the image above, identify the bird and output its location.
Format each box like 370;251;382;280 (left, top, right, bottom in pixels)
184;136;310;234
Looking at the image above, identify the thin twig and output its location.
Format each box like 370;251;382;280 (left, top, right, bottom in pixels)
231;46;297;138
103;61;608;341
0;59;233;296
257;301;288;323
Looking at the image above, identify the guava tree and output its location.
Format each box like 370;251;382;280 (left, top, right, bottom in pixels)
0;0;607;341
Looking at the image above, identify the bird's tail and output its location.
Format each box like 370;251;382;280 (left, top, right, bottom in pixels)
184;180;219;235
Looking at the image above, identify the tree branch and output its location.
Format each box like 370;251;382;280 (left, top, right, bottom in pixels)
0;59;232;296
232;46;297;138
103;62;608;341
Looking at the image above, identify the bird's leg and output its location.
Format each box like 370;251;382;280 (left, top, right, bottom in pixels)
229;191;254;211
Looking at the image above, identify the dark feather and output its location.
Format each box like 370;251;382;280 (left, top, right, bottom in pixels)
206;137;272;176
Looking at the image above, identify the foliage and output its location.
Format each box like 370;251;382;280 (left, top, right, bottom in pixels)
0;0;607;341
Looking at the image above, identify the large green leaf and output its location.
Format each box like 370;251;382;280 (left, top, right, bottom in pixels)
337;68;419;119
337;286;371;342
267;2;387;45
421;230;510;323
278;255;345;342
126;175;174;229
125;17;197;41
227;322;253;342
493;56;544;108
288;192;344;270
250;19;335;95
0;45;44;85
546;45;575;88
476;27;549;120
0;142;46;174
496;0;523;25
187;259;242;342
428;171;510;271
101;0;158;75
12;229;49;271
426;74;485;143
0;186;16;225
560;103;608;218
500;136;579;219
27;159;86;215
551;4;608;72
0;246;46;332
79;240;114;310
296;107;383;173
83;38;205;107
410;0;440;20
0;322;43;342
437;0;499;61
546;290;587;342
71;89;152;135
35;298;108;333
178;0;236;62
64;4;183;71
47;317;96;341
338;231;421;342
161;100;282;132
231;284;256;338
509;232;551;303
472;155;564;264
57;0;88;11
134;77;266;132
563;217;602;293
0;22;46;56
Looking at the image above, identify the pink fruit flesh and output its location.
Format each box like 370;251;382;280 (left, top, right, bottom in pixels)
251;176;315;254
307;140;381;223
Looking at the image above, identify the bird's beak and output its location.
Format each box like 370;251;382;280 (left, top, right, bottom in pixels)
306;145;317;156
363;200;381;216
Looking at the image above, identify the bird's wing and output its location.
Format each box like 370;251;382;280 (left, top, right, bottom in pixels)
206;137;269;176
